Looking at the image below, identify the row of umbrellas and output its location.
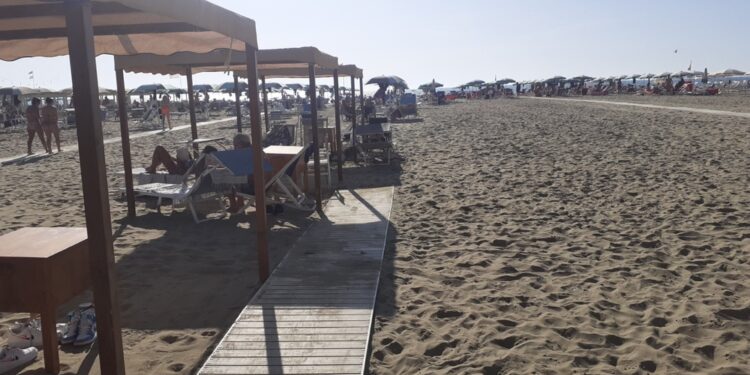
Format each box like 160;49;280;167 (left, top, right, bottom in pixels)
519;68;747;85
0;86;117;97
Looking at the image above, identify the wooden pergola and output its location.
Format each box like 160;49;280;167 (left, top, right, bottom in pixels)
0;1;264;374
114;47;342;211
245;64;364;183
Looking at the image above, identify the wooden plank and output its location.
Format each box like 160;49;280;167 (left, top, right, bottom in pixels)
207;356;363;366
201;364;361;374
222;334;367;342
212;348;364;358
218;341;365;351
234;318;371;326
229;327;369;335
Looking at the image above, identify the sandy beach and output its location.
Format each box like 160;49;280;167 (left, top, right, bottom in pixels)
369;98;750;374
0;116;319;374
569;94;750;113
1;97;749;374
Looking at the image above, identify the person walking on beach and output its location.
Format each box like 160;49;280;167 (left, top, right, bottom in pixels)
41;98;61;153
25;97;49;155
160;94;172;130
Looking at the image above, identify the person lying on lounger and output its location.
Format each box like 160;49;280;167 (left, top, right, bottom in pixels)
145;146;192;175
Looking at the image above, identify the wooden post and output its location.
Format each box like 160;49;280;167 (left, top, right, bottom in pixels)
64;1;125;374
185;66;198;146
359;76;365;125
245;44;270;282
308;64;322;211
350;75;357;130
333;69;343;183
115;69;135;219
233;72;242;133
261;75;270;132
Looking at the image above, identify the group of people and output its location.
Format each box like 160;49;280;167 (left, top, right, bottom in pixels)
25;97;61;155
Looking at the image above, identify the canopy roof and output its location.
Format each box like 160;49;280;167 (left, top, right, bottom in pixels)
251;64;363;79
114;47;338;75
0;0;258;61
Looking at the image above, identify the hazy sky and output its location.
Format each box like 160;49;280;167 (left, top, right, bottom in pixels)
1;0;748;91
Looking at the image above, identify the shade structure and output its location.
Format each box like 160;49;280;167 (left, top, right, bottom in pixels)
495;78;516;84
0;0;258;61
0;2;262;374
367;75;408;89
114;47;338;75
642;73;655;79
570;75;593;81
545;76;566;83
285;83;304;91
115;47;339;212
656;72;672;78
129;83;185;95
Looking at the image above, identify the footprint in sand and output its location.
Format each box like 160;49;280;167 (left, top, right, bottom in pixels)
167;363;185;372
424;339;458;357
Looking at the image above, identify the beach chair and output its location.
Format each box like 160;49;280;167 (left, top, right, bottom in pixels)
132;155;224;223
210;147;315;213
353;122;393;165
392;93;418;119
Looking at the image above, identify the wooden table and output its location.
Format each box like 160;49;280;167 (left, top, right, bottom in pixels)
0;227;90;375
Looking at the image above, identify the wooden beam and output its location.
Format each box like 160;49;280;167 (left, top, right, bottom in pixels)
115;69;135;219
333;69;343;183
359;77;365;125
64;1;125;374
308;63;322;211
0;2;136;20
233;73;242;133
186;66;198;149
0;22;204;41
245;44;271;282
261;75;269;132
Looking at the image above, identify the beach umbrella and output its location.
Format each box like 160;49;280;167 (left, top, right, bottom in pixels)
641;73;655;79
463;79;485;87
570;75;593;81
0;86;42;96
495;78;516;84
722;68;745;76
671;71;693;77
656;72;672;78
366;75;409;89
61;86;116;96
129;83;185;95
191;84;215;92
618;75;628;80
217;81;248;93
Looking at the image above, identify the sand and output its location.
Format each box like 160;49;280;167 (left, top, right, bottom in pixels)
2;97;750;375
572;94;750;113
369;98;750;374
0;116;319;374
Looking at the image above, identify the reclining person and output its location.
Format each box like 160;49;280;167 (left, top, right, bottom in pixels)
145;146;192;175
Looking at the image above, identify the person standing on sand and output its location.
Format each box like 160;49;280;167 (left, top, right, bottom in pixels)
25;97;49;155
161;94;172;130
41;98;61;153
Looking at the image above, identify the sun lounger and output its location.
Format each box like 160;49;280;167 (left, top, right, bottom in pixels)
132;156;223;223
353;122;393;165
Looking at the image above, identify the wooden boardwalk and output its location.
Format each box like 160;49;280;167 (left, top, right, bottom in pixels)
199;187;394;375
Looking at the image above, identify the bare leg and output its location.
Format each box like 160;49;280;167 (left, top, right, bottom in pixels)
27;129;34;155
54;128;62;152
146;145;180;174
36;128;50;153
43;128;53;153
166;113;172;130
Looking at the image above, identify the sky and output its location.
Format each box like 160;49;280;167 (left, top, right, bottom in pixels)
1;0;749;91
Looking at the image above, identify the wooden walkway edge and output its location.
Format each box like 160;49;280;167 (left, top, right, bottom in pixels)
199;187;394;375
